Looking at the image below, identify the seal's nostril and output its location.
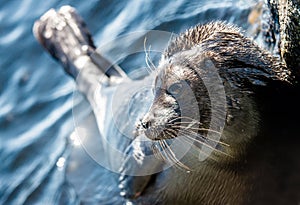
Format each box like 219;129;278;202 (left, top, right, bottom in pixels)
141;121;151;129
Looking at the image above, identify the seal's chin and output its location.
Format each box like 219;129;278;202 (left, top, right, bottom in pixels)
143;126;162;140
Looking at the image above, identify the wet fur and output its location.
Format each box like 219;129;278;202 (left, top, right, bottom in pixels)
136;22;296;204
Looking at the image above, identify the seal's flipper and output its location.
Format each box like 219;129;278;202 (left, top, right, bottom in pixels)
33;6;126;81
33;6;95;77
118;136;165;199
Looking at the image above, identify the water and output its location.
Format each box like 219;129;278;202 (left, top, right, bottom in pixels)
0;0;257;204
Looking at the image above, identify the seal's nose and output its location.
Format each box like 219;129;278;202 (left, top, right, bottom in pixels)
141;121;151;129
140;112;154;130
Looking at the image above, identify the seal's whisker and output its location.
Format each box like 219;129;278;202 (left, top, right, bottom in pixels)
163;141;192;171
164;128;178;138
146;49;155;71
159;131;183;165
156;142;167;162
169;116;201;122
166;125;229;147
177;137;218;161
168;116;195;123
171;121;203;125
171;125;222;135
159;138;191;171
144;37;153;73
143;37;157;73
145;57;153;74
180;128;229;147
158;140;172;164
180;130;231;157
151;142;164;160
161;129;212;169
180;132;219;158
147;44;157;71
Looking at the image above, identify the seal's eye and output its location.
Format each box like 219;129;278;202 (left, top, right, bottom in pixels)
167;82;183;96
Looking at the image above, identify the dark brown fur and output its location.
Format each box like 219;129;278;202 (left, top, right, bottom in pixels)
137;22;298;204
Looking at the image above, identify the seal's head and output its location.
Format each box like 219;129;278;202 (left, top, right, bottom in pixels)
137;22;290;164
140;55;212;141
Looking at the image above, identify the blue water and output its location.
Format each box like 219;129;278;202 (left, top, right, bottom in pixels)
0;0;257;204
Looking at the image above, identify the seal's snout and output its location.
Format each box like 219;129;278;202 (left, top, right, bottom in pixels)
140;112;177;140
139;91;181;140
140;114;158;140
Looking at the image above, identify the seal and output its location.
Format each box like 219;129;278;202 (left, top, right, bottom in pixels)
120;22;295;205
139;22;290;157
34;4;300;205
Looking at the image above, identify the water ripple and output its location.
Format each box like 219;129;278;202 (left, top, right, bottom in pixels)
0;0;258;204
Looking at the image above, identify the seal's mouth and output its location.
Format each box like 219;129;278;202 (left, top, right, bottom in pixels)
140;117;181;140
137;115;230;170
139;114;224;146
